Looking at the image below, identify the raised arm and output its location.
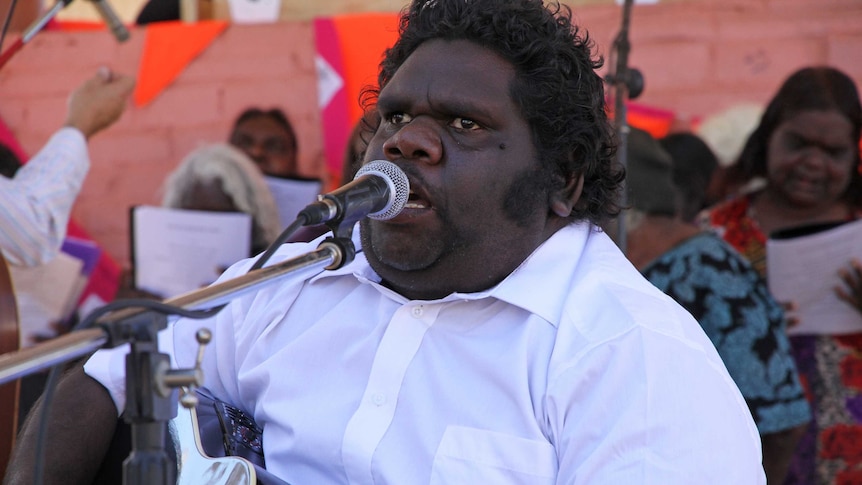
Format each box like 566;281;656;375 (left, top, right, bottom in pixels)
0;68;134;267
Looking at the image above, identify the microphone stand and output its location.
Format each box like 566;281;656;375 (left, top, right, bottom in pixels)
0;236;356;485
605;0;644;255
0;0;73;71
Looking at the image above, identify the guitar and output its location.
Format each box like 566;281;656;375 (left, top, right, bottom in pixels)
170;400;257;485
0;251;21;479
170;389;289;485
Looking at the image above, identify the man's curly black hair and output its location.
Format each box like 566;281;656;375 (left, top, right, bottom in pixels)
361;0;623;225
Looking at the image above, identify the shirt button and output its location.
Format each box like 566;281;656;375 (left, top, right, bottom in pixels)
411;306;423;317
371;393;387;406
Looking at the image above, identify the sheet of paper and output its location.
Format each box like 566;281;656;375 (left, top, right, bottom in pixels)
132;206;252;299
264;176;323;229
227;0;281;23
767;218;862;335
10;252;83;347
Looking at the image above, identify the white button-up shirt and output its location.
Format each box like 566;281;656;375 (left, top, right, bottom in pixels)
86;223;765;484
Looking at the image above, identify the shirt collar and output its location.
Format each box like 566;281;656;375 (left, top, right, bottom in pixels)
309;223;597;326
480;223;594;326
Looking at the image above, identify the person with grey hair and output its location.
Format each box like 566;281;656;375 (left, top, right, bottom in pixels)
161;143;281;255
624;126;810;485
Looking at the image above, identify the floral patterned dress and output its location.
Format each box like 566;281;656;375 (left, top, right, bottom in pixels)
702;194;862;485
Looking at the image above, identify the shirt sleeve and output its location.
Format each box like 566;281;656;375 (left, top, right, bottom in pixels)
546;325;766;485
0;127;89;267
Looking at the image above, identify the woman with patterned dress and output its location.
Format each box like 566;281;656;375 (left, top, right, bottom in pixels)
625;126;810;484
701;66;862;485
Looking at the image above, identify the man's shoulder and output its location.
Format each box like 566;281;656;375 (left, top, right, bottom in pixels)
552;228;696;342
560;268;692;336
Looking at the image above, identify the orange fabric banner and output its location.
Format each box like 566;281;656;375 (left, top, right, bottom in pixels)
331;13;400;125
133;20;229;107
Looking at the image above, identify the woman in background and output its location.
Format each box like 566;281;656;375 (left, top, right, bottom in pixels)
701;66;862;484
162;143;282;256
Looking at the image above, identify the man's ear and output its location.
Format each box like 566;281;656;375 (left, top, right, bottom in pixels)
549;172;584;218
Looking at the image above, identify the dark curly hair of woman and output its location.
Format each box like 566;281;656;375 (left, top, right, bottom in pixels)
360;0;622;225
729;66;862;207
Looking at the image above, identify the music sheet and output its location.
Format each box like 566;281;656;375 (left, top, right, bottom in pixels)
767;218;862;335
11;252;83;347
131;206;252;299
264;176;323;229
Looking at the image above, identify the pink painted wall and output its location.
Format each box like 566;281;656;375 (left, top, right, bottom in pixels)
0;22;323;268
586;0;862;124
0;0;860;272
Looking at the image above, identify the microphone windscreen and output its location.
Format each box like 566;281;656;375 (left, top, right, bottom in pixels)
355;160;410;220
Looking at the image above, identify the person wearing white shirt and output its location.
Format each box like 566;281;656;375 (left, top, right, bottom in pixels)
6;1;766;484
0;67;134;267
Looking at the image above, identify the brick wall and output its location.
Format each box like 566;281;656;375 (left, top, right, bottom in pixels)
0;22;322;267
1;0;860;271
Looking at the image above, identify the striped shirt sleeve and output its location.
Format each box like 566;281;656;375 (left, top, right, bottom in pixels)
0;127;89;267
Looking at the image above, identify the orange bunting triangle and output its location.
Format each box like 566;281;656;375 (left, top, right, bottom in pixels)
133;20;229;107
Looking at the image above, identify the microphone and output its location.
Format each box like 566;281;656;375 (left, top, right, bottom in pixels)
298;160;410;226
89;0;130;42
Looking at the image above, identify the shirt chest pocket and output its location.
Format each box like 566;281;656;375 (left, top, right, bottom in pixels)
430;426;557;485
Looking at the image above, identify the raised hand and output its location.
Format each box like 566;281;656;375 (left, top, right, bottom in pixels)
64;66;135;139
836;258;862;315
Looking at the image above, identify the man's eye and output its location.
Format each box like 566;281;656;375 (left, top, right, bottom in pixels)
451;117;479;130
388;112;413;124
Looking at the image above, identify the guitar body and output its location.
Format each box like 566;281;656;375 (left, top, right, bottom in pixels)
0;252;20;478
171;403;257;485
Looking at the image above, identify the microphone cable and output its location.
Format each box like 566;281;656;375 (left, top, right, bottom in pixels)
248;213;310;272
0;0;18;52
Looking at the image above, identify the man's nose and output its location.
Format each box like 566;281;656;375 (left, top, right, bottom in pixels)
382;117;442;165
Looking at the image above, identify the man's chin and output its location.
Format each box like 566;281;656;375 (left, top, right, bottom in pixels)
367;244;440;273
362;221;430;262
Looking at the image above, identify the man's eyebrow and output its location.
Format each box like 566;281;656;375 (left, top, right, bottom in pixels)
375;93;409;112
433;98;494;120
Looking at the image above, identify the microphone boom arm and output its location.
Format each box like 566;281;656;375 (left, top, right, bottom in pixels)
0;238;351;384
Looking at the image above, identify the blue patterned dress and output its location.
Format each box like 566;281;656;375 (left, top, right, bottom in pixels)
641;232;811;435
